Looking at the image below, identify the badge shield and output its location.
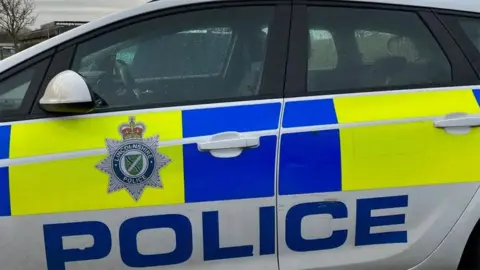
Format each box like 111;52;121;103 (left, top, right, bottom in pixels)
96;116;171;201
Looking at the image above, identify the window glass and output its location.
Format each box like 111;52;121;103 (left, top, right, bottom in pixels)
307;7;452;92
457;17;480;52
309;29;337;70
116;45;138;65
71;6;274;109
355;30;420;63
0;61;45;113
129;27;234;79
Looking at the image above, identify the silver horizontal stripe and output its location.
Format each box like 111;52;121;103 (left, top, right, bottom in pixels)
0;129;278;167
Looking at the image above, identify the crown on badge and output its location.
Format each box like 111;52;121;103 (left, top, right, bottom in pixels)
119;116;145;140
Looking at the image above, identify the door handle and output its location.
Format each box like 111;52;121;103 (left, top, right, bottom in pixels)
198;132;260;158
434;116;480;128
198;137;259;151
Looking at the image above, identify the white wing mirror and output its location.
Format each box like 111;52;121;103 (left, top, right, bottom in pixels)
39;70;95;113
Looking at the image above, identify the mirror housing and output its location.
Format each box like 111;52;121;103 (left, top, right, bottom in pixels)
39;70;95;113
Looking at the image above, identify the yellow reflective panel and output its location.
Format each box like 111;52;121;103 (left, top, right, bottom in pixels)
9;145;185;216
334;89;480;124
334;88;480;190
10;111;182;158
341;120;480;191
9;111;184;215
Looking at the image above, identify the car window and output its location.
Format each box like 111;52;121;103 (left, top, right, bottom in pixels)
116;45;137;65
0;60;47;114
456;17;480;52
71;6;274;109
309;29;337;70
355;30;420;63
129;27;234;79
306;6;452;93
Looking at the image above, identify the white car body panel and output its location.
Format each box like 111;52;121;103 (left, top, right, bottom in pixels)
412;185;480;269
278;184;480;270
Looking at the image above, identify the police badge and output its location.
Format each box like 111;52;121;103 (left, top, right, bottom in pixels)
96;116;171;201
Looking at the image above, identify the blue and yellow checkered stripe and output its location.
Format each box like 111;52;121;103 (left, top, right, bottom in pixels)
280;88;480;195
0;102;281;217
1;87;480;218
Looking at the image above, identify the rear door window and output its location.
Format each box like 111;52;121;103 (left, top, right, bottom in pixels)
309;29;337;70
457;18;480;51
306;6;452;93
437;14;480;77
355;30;420;64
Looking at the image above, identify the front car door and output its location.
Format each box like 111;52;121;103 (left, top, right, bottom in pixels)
278;2;480;269
0;2;290;269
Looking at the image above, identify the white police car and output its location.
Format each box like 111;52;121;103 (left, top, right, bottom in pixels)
1;0;480;269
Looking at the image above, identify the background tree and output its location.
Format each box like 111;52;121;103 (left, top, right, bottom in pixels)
0;0;36;49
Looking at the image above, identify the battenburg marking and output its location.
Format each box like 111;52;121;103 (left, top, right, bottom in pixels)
96;116;171;201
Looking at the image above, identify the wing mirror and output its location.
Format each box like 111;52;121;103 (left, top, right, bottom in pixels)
39;70;95;113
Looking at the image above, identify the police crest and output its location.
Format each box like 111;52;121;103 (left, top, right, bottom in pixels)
96;116;171;201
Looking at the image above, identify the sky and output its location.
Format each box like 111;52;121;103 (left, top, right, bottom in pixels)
32;0;146;28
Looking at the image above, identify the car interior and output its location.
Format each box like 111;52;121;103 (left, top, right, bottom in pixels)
72;6;454;108
73;13;270;108
307;7;452;93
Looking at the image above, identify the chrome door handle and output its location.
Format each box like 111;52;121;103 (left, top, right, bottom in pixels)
434;116;480;128
198;137;259;151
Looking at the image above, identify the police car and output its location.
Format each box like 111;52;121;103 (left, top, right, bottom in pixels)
2;0;480;269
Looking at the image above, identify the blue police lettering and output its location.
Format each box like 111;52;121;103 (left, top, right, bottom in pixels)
259;206;276;255
43;195;408;269
43;221;111;270
42;208;270;270
119;214;192;267
286;201;348;252
203;211;253;260
285;195;408;251
355;195;408;246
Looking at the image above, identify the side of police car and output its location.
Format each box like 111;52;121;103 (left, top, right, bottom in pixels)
2;0;480;269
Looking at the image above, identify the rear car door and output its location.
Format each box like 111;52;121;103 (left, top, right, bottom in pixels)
0;2;290;269
278;3;480;269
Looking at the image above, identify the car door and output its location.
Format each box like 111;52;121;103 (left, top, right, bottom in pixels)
0;2;290;270
278;3;480;270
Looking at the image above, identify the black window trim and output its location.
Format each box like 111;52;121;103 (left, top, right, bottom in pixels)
0;49;54;122
30;1;292;119
434;10;480;78
421;11;477;83
285;1;478;98
31;46;76;115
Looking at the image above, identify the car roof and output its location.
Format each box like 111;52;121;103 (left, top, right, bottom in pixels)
1;0;479;73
